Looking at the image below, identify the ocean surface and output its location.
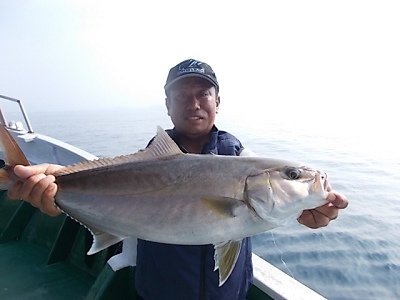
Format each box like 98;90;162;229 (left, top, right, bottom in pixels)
5;106;400;299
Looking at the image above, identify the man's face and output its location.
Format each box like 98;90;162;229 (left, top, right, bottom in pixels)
166;77;220;138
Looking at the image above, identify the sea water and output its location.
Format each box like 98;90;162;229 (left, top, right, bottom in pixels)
8;106;400;299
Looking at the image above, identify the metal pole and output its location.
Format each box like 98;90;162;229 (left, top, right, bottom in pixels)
0;94;34;133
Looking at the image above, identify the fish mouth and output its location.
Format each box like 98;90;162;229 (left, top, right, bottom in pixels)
324;177;329;190
320;171;329;191
310;171;328;196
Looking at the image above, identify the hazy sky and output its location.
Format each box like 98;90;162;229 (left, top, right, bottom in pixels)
1;1;399;145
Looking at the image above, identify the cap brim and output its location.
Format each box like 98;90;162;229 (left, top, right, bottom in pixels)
164;73;219;92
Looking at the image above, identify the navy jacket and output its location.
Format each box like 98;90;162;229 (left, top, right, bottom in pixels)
135;126;253;300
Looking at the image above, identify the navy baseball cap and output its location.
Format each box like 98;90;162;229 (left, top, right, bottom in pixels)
164;59;219;94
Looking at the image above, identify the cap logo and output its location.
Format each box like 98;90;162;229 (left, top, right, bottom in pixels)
177;60;205;75
164;59;218;93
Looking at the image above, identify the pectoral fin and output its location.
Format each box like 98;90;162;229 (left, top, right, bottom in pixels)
201;197;243;218
214;240;242;286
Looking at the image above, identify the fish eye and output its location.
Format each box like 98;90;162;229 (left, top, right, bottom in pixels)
284;167;301;180
0;159;5;169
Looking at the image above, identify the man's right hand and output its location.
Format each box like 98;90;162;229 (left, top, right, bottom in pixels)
8;164;63;216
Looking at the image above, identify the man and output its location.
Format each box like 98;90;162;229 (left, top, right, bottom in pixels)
8;59;348;299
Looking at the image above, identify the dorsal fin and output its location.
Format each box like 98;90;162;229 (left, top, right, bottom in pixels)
55;126;183;176
147;126;183;157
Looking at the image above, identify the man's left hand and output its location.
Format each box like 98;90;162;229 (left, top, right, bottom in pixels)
297;190;349;229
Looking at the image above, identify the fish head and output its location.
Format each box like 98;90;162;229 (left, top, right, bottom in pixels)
246;165;329;223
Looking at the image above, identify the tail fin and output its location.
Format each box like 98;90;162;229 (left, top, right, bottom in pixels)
0;125;30;190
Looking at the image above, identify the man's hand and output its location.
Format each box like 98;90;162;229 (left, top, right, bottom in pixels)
8;164;63;216
297;190;349;229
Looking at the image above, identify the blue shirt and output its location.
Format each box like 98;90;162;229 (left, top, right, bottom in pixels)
135;126;253;300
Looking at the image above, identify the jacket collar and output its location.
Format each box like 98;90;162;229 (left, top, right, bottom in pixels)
168;125;219;154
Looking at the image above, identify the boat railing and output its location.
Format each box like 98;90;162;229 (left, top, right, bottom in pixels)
0;95;34;133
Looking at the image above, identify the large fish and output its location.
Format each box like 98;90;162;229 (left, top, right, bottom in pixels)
0;126;329;286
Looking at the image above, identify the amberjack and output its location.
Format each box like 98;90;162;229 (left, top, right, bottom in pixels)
0;125;329;286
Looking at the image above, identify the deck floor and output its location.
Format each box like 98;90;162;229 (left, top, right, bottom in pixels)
0;241;95;299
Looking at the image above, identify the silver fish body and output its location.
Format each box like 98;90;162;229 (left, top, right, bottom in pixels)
58;155;273;243
0;126;329;286
54;128;329;285
56;153;327;244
